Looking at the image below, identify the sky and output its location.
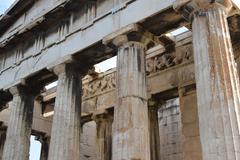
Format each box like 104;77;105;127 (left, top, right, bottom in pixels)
0;0;15;15
1;0;240;159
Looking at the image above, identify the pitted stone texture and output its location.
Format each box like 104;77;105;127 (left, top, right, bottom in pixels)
117;42;148;99
2;87;35;160
179;88;202;160
192;6;240;160
95;114;113;160
159;99;183;160
112;41;151;160
80;121;97;160
48;64;82;160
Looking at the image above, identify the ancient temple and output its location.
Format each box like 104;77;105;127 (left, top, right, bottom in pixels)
0;0;240;160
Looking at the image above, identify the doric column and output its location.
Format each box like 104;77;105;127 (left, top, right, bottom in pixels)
178;85;202;160
48;63;82;160
114;39;150;160
35;135;50;160
148;99;161;160
2;85;37;160
0;128;6;160
93;110;113;160
103;24;159;160
174;1;240;159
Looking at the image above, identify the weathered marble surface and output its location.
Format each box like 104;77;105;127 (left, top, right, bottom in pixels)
48;64;82;160
113;43;150;160
0;32;195;137
2;86;36;160
0;0;176;91
193;6;240;160
179;87;202;160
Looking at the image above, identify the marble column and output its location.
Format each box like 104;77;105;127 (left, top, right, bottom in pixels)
0;129;6;160
93;112;113;160
113;36;151;160
102;24;159;160
174;1;240;159
148;100;161;160
2;86;36;160
179;86;202;160
48;63;82;160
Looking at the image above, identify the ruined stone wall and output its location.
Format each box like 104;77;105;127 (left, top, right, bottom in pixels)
80;121;97;160
79;99;184;160
74;98;185;160
158;98;183;160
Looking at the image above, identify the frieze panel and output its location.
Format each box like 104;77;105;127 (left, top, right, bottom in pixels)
82;72;116;99
83;44;194;99
146;44;193;75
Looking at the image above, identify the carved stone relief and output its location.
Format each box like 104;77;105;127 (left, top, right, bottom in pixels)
83;72;116;99
146;44;193;75
82;44;194;99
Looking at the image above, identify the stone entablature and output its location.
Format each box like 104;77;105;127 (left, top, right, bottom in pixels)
35;31;195;120
82;70;116;100
0;0;179;91
146;43;193;75
0;0;135;45
82;31;193;100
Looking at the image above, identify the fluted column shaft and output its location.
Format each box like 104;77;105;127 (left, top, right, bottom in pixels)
95;113;113;160
148;103;161;160
2;86;35;160
48;64;82;160
0;129;6;160
191;4;240;160
112;40;151;160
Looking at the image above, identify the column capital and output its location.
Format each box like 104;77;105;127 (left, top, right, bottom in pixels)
47;55;92;76
103;23;160;48
52;63;77;76
48;59;82;159
173;0;233;21
9;84;41;97
52;62;91;77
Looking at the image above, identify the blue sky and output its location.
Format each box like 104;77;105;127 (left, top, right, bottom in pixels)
0;0;15;14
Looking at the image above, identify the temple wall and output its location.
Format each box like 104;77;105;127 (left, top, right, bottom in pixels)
159;98;183;160
179;89;202;160
80;121;97;160
77;98;185;160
